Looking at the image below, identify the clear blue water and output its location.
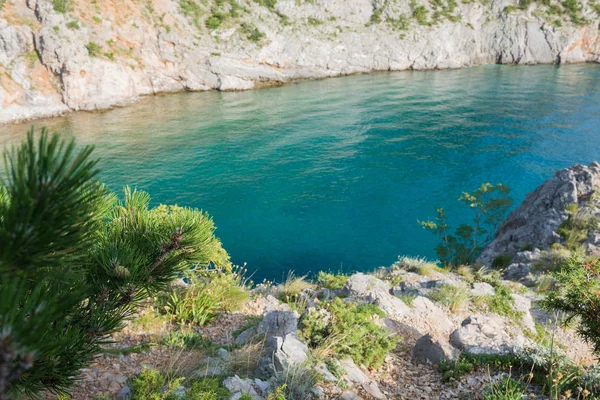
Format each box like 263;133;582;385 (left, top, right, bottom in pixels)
2;64;600;281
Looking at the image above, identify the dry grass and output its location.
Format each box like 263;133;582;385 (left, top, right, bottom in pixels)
278;272;316;301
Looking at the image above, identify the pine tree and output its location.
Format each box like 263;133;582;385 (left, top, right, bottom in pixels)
0;128;229;397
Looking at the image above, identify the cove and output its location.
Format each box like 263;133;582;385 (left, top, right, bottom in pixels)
2;64;600;281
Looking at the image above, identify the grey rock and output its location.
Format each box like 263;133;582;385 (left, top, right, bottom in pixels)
479;162;600;265
314;362;338;382
412;334;458;364
345;273;410;319
471;282;496;297
217;348;230;360
223;376;270;398
338;391;363;400
410;296;454;333
273;333;309;371
512;293;536;333
235;326;258;345
504;263;531;281
339;358;369;384
310;386;325;399
362;381;386;400
257;310;299;338
449;315;528;355
116;386;132;400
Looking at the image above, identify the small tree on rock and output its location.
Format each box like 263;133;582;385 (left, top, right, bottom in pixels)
419;183;513;267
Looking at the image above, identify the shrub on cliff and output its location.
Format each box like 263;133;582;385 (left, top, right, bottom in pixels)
419;183;513;267
0;128;228;396
542;255;600;356
300;298;398;368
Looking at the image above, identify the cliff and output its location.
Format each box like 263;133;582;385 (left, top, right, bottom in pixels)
0;0;599;123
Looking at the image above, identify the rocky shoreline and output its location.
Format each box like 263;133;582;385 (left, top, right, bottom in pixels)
1;0;599;124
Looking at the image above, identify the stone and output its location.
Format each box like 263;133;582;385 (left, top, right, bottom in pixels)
512;293;536;333
471;282;496;297
217;348;230;360
362;381;386;399
412;334;457;364
314;362;338;382
310;386;325;399
116;385;132;400
273;333;309;371
235;326;257;345
339;358;369;384
257;310;299;338
344;273;410;319
223;376;270;398
449;315;528;355
338;391;363;400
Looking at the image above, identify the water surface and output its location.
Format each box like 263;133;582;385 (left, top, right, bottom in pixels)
3;64;600;281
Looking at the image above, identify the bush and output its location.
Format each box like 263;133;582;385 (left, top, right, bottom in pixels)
239;23;265;42
0;128;229;396
86;42;102;57
131;369;229;399
317;271;349;290
300;298;398;368
483;284;522;322
556;203;597;251
269;364;319;400
492;254;513;269
52;0;71;13
254;0;277;10
420;183;513;267
542;255;600;356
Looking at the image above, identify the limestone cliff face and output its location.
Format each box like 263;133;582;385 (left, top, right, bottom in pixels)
0;0;598;123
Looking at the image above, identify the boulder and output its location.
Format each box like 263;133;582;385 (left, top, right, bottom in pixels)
257;310;299;338
223;376;270;399
338;358;385;400
412;334;458;364
512;293;536;333
344;273;410;318
471;282;496;297
449;315;528;355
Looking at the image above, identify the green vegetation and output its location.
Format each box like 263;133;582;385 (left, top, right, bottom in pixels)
483;284;522;322
240;23;265;42
317;271;349;290
131;369;229;399
482;376;527;400
161;331;217;351
492;254;513;269
394;255;445;276
270;365;319;400
254;0;277;10
301;298;397;368
429;284;470;313
543;255;600;356
180;0;203;26
52;0;71;13
0;128;229;396
165;267;247;325
278;272;316;302
66;20;80;29
420;183;513;267
557;203;598;251
307;17;323;25
86;42;102;57
0;0;6;11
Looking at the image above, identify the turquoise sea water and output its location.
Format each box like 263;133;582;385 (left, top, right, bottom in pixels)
2;64;600;281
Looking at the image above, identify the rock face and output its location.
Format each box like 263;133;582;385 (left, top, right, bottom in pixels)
0;0;599;123
479;162;600;266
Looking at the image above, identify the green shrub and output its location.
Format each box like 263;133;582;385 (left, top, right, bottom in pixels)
317;271;349;290
239;23;265;42
86;42;102;57
420;183;513;267
438;357;474;381
542;255;600;356
0;128;229;396
300;298;397;368
482;376;526;400
52;0;71;13
180;0;203;25
131;370;229;399
429;284;470;313
0;0;5;11
254;0;277;10
492;254;513;269
483;284;522;322
66;20;80;29
557;203;597;251
161;331;215;351
270;365;319;400
206;16;222;28
307;17;322;25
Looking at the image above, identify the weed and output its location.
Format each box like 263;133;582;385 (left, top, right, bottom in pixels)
301;298;397;368
429;284;470;313
52;0;71;13
85;42;102;57
482;376;526;400
239;23;265;42
66;20;80;30
317;271;348;290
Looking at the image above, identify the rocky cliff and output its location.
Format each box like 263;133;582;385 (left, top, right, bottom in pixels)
1;0;599;123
